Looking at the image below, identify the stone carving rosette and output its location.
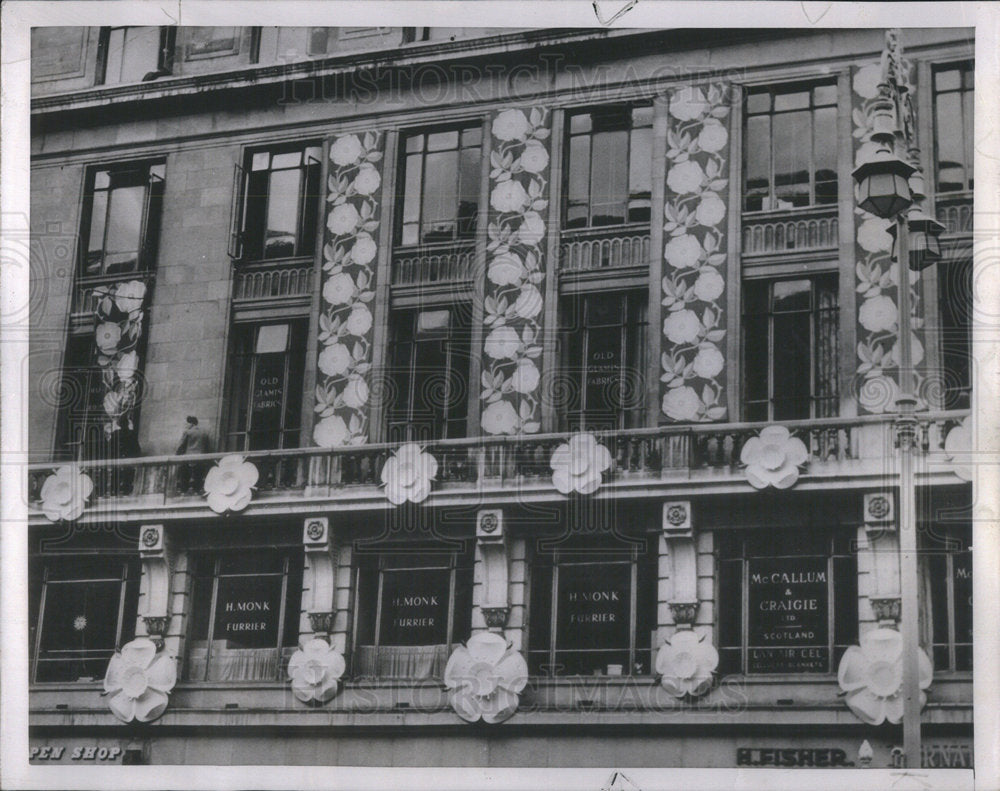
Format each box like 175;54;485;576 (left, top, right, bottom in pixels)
103;637;177;723
443;631;528;724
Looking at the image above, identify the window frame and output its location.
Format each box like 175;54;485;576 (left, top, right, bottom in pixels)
230;142;323;263
96;26;176;85
184;548;303;683
742;81;839;213
561;102;654;231
716;527;858;677
921;523;972;673
31;555;139;684
395;122;483;249
79;160;165;278
741;271;840;422
932;60;974;195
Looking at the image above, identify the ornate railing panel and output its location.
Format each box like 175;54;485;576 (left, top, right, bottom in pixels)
233;263;314;302
741;207;838;257
559;227;650;272
71;271;155;318
391;242;476;286
936;192;973;235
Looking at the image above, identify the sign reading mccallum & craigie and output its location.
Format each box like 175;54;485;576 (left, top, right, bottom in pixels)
747;557;829;673
214;576;282;648
379;568;451;646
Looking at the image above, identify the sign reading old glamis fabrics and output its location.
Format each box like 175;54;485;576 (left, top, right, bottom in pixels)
747;557;829;673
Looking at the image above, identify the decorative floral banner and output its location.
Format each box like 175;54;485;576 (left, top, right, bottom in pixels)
659;84;732;423
92;279;148;438
314;132;383;446
479;107;550;436
851;63;927;414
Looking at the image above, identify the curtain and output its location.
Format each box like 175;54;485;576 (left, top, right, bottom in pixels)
186;642;295;681
354;644;449;679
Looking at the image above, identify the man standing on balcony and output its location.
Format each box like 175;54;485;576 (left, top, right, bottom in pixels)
176;416;213;494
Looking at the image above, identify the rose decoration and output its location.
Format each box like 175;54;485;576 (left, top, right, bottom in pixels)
288;638;346;704
480;400;519;435
490;180;530;214
519;141;549;173
327;203;361;236
313;415;350;447
858;294;898;333
669;86;708;121
330;134;364;166
484;326;521;360
38;465;94;522
663;309;702;345
655;630;719;699
203;455;259;513
944;417;972;482
517;212;545;246
550;432;613;495
443;632;528;724
837;628;933;725
380;443;438;505
103;638;177;723
113;280;147;315
666;160;705;195
739;425;809;489
95;322;123;354
353;164;381;195
662;386;702;422
664;234;703;269
492;108;530;141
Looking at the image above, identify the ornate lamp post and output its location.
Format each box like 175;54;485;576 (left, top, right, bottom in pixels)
850;29;944;769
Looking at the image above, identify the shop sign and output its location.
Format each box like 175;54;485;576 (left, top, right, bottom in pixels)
747;556;828;673
736;747;852;767
584;332;622;414
891;742;973;769
249;353;286;446
953;552;972;643
557;563;630;652
215;575;282;648
30;744;123;763
379;568;451;646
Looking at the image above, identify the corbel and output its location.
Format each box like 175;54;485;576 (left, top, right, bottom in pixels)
138;524;172;649
863;492;901;623
662;501;698;628
477;509;510;630
303;517;337;639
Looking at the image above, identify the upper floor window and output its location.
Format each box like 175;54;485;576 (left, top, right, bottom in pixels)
527;534;656;677
933;62;974;193
184;27;241;60
81;162;165;277
233;144;322;261
307;27;392;55
744;83;838;212
938;256;972;410
31;555;139;682
743;274;839;421
98;27;175;85
386;307;471;442
559;291;647;431
717;527;857;675
224;321;307;451
398;125;482;247
353;542;473;680
564;104;652;229
185;549;303;682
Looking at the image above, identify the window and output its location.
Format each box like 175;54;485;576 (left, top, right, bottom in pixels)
184;27;240;59
224;321;306;451
55;335;106;459
744;83;838;212
31;556;139;682
717;528;857;675
234;144;322;261
938;257;972;410
185;550;303;682
933;62;974;193
398;126;482;246
559;291;647;431
386;307;472;442
564;104;652;229
98;27;175;85
81;162;165;277
922;525;972;672
352;542;473;679
743;274;839;421
307;27;392;55
528;535;656;677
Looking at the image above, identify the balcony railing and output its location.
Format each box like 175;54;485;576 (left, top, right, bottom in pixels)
559;226;650;273
936;192;973;235
71;270;155;318
233;261;314;303
741;206;838;258
26;412;968;512
391;242;475;287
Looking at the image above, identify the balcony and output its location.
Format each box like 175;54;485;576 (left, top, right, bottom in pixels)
232;260;314;305
741;205;838;260
935;191;973;236
26;412;969;519
70;270;156;320
559;226;650;274
391;242;476;288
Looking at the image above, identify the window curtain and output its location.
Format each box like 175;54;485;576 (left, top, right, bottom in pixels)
354;644;449;679
185;642;295;681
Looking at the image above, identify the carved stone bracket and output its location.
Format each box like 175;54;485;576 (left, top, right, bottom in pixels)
662;502;697;616
303;518;338;636
870;596;901;626
477;510;510;632
863;492;896;537
668;601;700;629
137;525;173;641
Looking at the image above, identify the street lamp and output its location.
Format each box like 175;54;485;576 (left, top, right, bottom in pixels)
850;29;941;769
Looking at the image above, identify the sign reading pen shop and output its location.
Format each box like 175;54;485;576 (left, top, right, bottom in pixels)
215;575;282;648
747;557;829;673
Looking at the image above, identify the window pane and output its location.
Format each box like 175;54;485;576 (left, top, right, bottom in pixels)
773;111;810;207
570;113;592;134
118;27;162;83
271;151;302;169
405;134;424;154
813;84;837;106
744;115;770;211
935;68;961;91
744;313;769;406
264;168;301;258
85;189;108;273
936;92;966;192
401;152;424;231
457;145;480;237
632;104;654;128
774;90;809;111
427;130;458;152
772;279;811;312
103;28;126;84
772;311;811;420
628;126;652;223
555;562;632;676
461;126;482;147
421;150;458;242
746;91;770;114
565;135;591;228
590;130;628;225
104;184;145;271
378;568;452;646
813;106;838;204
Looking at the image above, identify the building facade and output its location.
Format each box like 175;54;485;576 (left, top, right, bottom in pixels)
27;26;974;769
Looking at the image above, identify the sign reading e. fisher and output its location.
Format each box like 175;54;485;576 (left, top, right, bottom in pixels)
215;575;282;648
747;557;829;673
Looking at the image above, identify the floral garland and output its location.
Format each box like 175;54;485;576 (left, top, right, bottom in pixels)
660;84;731;423
479;107;550;436
313;132;382;447
92;279;147;436
852;63;927;414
